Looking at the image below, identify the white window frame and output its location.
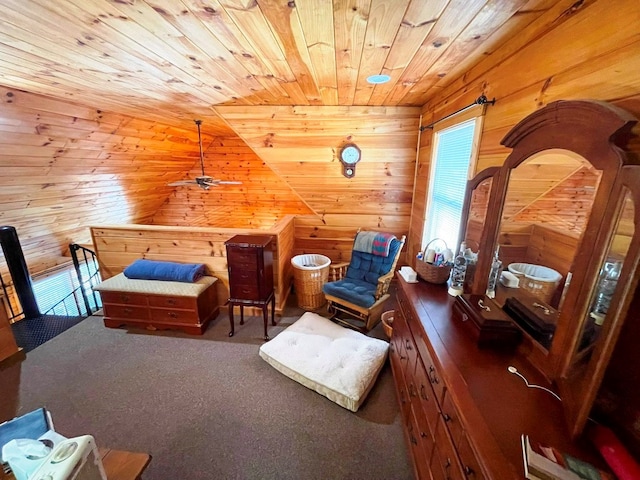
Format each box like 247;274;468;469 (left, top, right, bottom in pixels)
422;107;484;252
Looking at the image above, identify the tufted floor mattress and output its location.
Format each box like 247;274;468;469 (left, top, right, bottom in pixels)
259;312;389;412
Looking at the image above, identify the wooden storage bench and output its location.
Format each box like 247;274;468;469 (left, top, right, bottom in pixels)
94;273;219;335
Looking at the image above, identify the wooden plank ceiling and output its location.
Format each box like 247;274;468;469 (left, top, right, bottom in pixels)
0;0;563;125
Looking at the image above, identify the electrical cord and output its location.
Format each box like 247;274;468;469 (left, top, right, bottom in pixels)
507;366;562;401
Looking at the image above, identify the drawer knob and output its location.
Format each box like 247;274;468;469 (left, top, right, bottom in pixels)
442;413;451;422
404;340;412;350
464;465;475;476
124;308;132;314
168;312;178;318
167;299;176;305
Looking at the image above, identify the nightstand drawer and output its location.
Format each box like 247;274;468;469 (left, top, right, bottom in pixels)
229;270;259;286
227;248;260;266
230;284;261;300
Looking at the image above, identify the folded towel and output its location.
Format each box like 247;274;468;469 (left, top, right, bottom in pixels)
353;231;377;254
123;259;207;283
372;232;396;257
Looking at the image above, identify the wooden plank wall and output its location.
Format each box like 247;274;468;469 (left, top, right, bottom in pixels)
90;217;296;313
150;137;313;228
410;0;640;261
0;86;204;280
214;106;420;263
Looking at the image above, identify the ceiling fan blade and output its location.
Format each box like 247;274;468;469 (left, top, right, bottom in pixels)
201;179;243;186
168;180;197;186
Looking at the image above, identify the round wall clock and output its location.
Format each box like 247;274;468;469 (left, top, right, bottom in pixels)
339;143;361;178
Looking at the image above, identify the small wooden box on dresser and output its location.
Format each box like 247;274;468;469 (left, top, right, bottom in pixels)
390;274;604;479
225;234;276;340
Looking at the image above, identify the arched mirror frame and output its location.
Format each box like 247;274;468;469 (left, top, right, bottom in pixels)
469;100;638;435
456;166;501;294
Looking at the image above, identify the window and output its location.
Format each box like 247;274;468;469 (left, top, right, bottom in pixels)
423;115;481;252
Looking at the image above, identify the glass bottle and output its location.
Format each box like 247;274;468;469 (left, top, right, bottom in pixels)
590;260;621;326
448;242;467;297
486;244;502;298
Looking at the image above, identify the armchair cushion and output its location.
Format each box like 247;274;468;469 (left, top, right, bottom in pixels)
345;238;402;283
323;278;377;308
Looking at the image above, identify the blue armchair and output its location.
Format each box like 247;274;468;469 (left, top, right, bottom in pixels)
323;231;405;332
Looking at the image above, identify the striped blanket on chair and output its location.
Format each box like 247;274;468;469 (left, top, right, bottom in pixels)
353;231;396;257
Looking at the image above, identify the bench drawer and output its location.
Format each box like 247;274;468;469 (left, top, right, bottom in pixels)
147;295;196;310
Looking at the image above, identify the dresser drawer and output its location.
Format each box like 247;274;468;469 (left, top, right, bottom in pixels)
148;295;196;310
100;291;147;306
227;248;260;267
230;284;261;300
441;391;464;449
149;308;199;325
229;270;259;286
413;357;440;437
431;417;465;480
457;432;486;480
103;304;149;320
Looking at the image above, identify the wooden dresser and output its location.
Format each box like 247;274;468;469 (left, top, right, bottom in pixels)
225;234;275;340
391;274;604;479
97;274;219;335
0;296;20;363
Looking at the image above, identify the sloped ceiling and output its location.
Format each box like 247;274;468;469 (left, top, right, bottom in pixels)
0;0;571;125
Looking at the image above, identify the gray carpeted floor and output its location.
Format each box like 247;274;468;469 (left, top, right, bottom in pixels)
0;293;413;480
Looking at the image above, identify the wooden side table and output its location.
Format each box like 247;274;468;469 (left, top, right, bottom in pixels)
99;448;151;480
225;235;276;340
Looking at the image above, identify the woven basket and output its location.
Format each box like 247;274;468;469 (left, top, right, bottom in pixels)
291;254;331;310
508;263;562;304
416;238;452;284
381;310;394;339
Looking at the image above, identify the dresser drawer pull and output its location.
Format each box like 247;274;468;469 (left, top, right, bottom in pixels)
404;340;412;350
124;308;132;314
462;313;469;322
420;431;428;438
408;384;417;398
166;299;176;305
464;465;475;476
442;413;451;422
120;294;130;302
420;384;428;400
428;366;440;384
168;312;178;318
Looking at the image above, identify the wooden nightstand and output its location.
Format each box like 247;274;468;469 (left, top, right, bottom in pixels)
225;235;276;340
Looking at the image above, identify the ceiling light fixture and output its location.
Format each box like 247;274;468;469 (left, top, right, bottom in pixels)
366;74;391;85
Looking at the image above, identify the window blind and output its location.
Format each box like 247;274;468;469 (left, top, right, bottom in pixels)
423;119;476;252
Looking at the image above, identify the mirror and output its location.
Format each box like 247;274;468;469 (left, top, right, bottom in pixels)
457;167;499;293
578;189;634;355
492;149;603;348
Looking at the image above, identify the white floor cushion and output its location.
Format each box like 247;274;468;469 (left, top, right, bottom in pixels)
259;312;389;412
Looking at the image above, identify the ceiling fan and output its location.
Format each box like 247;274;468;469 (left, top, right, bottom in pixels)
168;120;242;190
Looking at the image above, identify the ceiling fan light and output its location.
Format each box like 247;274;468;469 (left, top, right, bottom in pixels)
366;74;391;84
